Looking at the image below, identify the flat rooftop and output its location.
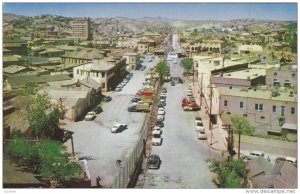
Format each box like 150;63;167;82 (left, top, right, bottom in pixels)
214;68;266;80
218;87;297;102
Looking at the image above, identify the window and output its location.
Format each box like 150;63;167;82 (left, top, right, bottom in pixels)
259;104;263;111
102;72;105;77
272;105;276;112
273;79;280;87
224;100;228;107
274;72;277;76
255;104;263;111
77;69;79;75
281;106;285;116
292;73;295;77
97;72;99;77
291;107;295;115
240;101;244;109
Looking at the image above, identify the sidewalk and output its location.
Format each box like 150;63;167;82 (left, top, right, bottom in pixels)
191;82;227;153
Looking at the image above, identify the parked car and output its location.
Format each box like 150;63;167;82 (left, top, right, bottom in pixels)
158;101;166;108
158;109;165;115
131;96;141;103
189;96;196;102
102;96;112;102
244;151;270;161
157;115;164;122
276;156;297;166
194;116;202;123
156;120;164;128
85;111;96;121
93;105;103;114
161;87;167;93
158;107;165;112
111;123;127;133
152;126;161;135
115;87;122;92
152;134;162;146
197;131;207;140
195;121;205;133
148;154;161;169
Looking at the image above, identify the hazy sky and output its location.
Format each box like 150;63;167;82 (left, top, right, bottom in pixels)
3;3;297;21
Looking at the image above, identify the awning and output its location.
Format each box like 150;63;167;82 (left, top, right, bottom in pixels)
282;123;297;132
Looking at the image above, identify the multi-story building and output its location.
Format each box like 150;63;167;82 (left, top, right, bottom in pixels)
61;48;107;65
123;52;140;70
218;86;297;135
73;56;127;91
70;17;92;40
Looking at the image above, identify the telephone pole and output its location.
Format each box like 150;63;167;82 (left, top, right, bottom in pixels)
207;84;216;145
198;73;205;109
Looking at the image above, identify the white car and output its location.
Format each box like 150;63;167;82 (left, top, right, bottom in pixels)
197;131;207;140
111;123;128;133
187;90;193;96
158;107;165;112
85;111;96;121
194;116;202;123
244;150;270;161
157;115;164;122
152;126;161;135
158;110;165;115
152;134;162;146
195;121;205;133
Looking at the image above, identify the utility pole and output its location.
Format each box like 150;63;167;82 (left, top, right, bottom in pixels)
199;73;205;109
207;85;215;145
222;124;233;162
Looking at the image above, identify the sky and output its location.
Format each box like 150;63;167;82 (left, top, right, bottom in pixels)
3;2;298;21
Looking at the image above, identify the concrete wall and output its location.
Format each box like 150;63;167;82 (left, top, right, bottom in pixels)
219;94;297;134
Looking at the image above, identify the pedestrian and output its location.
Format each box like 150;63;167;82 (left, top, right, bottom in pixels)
96;176;101;187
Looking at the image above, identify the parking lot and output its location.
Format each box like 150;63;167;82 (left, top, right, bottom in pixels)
62;56;160;187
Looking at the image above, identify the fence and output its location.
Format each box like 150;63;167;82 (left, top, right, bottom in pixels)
110;78;162;188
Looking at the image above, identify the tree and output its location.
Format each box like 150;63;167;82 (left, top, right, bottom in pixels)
155;60;169;82
182;58;193;76
5;136;82;185
38;139;82;182
208;159;246;188
230;115;255;135
27;93;61;138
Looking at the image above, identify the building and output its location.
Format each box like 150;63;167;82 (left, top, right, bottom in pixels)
3;65;33;77
73;56;127;91
200;40;225;53
123;52;141;70
70;17;92;40
246;158;297;188
48;89;94;121
238;44;263;54
265;64;297;90
3;38;28;55
61;48;107;65
218;86;297;134
211;68;266;88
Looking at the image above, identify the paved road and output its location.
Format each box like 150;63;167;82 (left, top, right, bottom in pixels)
63;56;159;187
142;55;218;189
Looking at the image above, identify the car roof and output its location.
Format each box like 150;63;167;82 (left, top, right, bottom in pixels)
149;154;160;159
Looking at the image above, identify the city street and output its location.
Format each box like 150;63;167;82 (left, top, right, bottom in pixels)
62;56;159;187
143;76;217;189
142;37;218;188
